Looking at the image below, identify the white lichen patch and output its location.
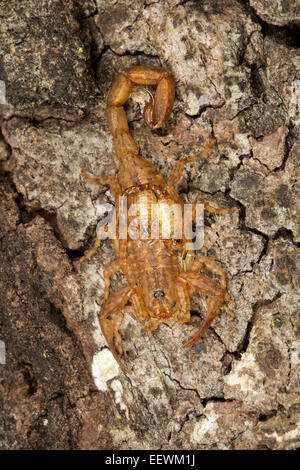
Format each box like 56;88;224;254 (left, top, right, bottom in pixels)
111;379;129;418
224;348;279;413
191;404;219;446
235;133;251;154
270;426;300;444
224;352;264;394
91;349;119;392
91;315;107;349
224;299;291;414
290;340;300;365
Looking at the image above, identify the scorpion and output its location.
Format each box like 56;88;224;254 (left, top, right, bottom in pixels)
81;66;238;374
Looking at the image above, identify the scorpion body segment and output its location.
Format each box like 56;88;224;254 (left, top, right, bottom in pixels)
127;239;181;321
81;66;238;374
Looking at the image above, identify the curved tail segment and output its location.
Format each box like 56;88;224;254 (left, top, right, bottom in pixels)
106;66;175;164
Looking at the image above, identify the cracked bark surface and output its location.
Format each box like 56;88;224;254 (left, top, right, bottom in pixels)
0;0;299;450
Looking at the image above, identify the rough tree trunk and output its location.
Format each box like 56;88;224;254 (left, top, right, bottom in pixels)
0;0;299;450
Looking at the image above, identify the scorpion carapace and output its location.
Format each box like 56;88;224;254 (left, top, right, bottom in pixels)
81;66;238;374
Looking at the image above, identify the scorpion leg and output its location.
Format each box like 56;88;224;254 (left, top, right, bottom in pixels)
80;173;122;264
191;255;226;285
184;292;225;348
167;138;237;271
111;308;127;356
99;285;134;374
177;199;238;272
167;139;216;186
103;255;157;331
190;255;235;314
170;144;238;271
81;172;122;196
174;278;191;324
80;237;101;264
130;290;157;330
192;201;239;216
178;272;228;347
166;138;238;215
103;259;128;302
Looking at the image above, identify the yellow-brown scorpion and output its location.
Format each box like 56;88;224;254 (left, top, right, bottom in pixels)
81;66;238;374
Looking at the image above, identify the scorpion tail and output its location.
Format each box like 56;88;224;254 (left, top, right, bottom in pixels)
106;66;175;163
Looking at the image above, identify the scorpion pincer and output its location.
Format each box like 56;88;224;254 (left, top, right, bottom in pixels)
81;66;238;374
